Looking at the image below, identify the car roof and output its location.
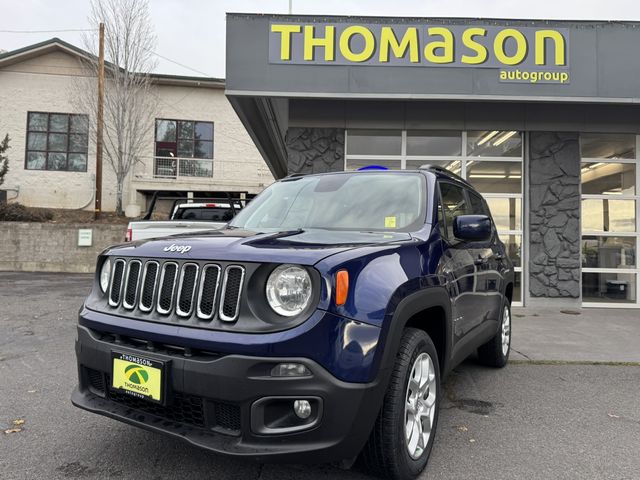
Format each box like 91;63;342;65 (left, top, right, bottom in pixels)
282;165;474;189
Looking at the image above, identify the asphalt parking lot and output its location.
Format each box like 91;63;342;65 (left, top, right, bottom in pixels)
1;272;639;480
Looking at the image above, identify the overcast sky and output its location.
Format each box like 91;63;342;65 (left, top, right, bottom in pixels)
2;0;640;78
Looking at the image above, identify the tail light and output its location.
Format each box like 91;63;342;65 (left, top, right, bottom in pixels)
125;228;132;242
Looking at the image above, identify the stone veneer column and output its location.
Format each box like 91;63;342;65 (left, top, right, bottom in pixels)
285;128;345;175
528;132;581;299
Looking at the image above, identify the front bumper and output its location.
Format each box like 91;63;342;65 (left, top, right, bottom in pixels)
72;325;387;463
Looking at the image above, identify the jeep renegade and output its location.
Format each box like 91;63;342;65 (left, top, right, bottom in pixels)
72;166;514;479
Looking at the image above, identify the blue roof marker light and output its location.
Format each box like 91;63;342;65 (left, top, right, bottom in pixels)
357;165;389;171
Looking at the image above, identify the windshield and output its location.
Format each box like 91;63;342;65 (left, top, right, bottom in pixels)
229;172;426;233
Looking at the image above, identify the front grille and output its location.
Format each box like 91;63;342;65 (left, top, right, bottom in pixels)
105;258;245;323
123;261;141;309
213;402;242;432
108;385;206;428
177;263;198;317
219;266;244;322
86;371;242;433
109;259;126;306
86;367;106;395
157;262;178;314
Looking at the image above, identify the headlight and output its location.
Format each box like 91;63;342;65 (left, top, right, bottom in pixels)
265;264;312;317
99;258;111;293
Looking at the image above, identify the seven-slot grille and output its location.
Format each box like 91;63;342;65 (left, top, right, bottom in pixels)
107;259;244;322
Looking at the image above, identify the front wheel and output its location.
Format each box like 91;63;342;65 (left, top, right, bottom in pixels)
477;300;511;368
361;328;441;480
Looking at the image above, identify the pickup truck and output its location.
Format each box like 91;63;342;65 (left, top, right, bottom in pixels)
125;198;243;242
73;166;513;479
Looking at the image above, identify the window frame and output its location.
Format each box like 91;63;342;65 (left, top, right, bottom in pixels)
154;118;214;160
24;111;89;172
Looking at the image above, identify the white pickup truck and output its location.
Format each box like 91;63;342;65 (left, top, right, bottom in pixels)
125;200;243;242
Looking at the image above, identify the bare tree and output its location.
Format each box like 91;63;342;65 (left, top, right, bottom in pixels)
0;134;9;187
73;0;157;214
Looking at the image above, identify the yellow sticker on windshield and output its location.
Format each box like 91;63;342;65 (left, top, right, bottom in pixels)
385;216;397;228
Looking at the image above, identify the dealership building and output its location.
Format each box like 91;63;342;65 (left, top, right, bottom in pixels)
226;14;640;308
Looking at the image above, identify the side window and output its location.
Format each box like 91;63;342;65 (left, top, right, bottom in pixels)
439;182;470;239
436;185;446;236
468;191;488;216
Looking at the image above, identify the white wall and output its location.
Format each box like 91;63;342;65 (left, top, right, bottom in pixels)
0;47;273;212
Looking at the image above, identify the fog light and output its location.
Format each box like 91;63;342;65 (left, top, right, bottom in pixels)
271;363;311;377
293;400;312;419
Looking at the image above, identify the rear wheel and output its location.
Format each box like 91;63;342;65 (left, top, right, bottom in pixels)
477;300;511;367
361;328;440;480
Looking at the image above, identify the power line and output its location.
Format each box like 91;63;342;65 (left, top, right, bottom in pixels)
0;28;96;33
150;50;213;78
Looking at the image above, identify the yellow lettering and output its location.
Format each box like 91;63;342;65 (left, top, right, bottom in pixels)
500;70;507;80
535;30;566;66
271;24;302;61
379;27;419;63
461;28;488;65
304;25;335;61
494;29;528;66
339;26;376;62
424;27;454;64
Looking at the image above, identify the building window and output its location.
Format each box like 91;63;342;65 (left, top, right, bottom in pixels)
154;119;214;178
581;134;639;306
25;112;89;172
345;129;524;305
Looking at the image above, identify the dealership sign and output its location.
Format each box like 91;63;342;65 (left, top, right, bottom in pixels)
269;22;570;84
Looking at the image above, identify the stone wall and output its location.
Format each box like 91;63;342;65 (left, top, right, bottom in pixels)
285;128;345;174
0;222;125;273
528;132;581;298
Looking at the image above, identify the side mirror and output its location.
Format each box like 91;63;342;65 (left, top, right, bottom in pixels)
453;215;492;241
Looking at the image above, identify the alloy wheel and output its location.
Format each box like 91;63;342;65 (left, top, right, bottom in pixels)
404;352;437;460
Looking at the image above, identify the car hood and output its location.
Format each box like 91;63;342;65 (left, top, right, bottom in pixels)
104;228;415;266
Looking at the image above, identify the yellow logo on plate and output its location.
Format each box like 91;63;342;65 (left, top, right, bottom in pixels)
112;358;162;401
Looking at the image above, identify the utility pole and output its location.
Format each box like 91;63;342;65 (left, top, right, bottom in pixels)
95;22;105;219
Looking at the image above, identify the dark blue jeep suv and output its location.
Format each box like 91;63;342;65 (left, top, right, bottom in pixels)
72;166;514;480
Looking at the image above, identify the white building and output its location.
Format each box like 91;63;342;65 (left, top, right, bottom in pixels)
0;38;274;213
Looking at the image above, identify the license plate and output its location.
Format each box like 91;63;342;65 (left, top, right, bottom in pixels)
111;352;165;404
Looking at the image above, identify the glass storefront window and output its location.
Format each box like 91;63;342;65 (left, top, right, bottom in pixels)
486;198;521;231
580;133;635;159
467;131;522;157
581;162;635;195
345;158;402;171
582;273;637;303
406;130;462;156
346;129;402;156
500;234;522;267
466;161;522;193
513;272;522;303
581;236;636;268
581;199;636;232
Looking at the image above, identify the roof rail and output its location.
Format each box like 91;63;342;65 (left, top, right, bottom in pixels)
418;164;472;186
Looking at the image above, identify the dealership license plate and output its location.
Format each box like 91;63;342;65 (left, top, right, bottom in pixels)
111;352;165;404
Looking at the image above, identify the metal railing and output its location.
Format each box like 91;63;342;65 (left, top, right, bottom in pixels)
153;156;213;178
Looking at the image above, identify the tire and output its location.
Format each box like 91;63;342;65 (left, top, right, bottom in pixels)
361;328;441;480
477;299;511;368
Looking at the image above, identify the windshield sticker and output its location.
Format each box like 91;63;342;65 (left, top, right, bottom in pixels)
385;216;397;228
